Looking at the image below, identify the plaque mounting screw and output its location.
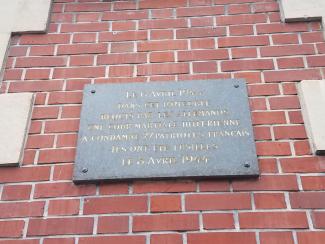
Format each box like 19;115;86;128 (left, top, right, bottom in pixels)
82;168;88;173
244;162;250;168
234;84;239;88
91;90;96;94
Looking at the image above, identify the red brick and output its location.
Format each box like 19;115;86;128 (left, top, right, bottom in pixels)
294;140;311;156
190;38;215;49
3;69;23;80
151;234;182;244
219;36;269;47
232;47;257;58
20;34;70;45
53;164;74;181
32;107;59;119
289;110;304;123
228;4;250;14
176;27;226;38
25;69;51;80
273;125;307;139
0;201;44;218
109;65;134;77
102;10;147;21
8;46;28;57
150;52;175;63
133;180;196;193
133;214;199;232
26;135;55;149
278;57;305;69
240;211;308;229
66;79;90;90
1;185;31;201
216;14;267;25
30;46;55;56
83;196;147;214
150;30;173;40
29;121;42;134
70;55;94;66
272;33;299;44
58;43;107;55
43;238;74;244
307;55;325;67
261;44;315;57
281;157;325;173
198;180;230;192
254;193;286;209
257;23;309;34
27;217;93;236
189;0;212;6
0;240;40;244
49;91;83;105
9;80;63;92
177;6;224;16
311;211;325;229
253;2;279;12
97;216;128;234
111;42;134;53
264;69;321;82
113;1;136;10
221;59;274;71
229;25;254;36
256;141;291;156
302;32;325;43
79;236;145;244
139;0;186;9
151;195;181;212
38;148;75;164
112;21;136;31
269;96;300;109
16;57;66;68
65;2;111;12
98;53;146;65
53;67;105;79
73;33;97;43
61;23;108;32
138;40;187;52
234;71;262;83
99;31;147;42
48;199;80;216
137;63;189;75
297;232;325;244
0;166;50;183
250;97;267;110
178;49;228;61
233;175;298;191
0;220;24;238
56;134;78;148
140;19;187;29
151;9;174;19
259;158;278;173
290;192;325;209
193;61;217;73
203;213;234;229
259;232;294;244
188;232;256;244
45;119;79;133
99;183;129;195
301;176;325;190
34;182;95;198
51;12;73;23
248;83;279;96
317;43;325;54
186;193;251;210
191;16;214;27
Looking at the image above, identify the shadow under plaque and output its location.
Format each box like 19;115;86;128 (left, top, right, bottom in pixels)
73;79;259;183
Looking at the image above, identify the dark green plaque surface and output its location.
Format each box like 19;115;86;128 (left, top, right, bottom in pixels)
73;79;259;182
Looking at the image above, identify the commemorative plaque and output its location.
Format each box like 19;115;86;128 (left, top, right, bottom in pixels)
73;79;259;183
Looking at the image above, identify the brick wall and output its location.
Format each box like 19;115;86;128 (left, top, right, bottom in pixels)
0;0;325;243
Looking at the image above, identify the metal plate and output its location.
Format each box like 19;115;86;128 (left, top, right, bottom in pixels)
73;79;259;183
